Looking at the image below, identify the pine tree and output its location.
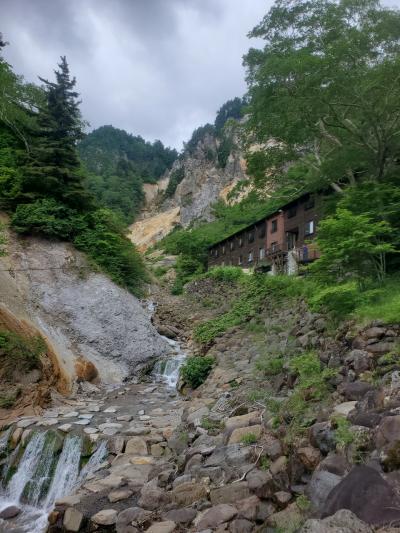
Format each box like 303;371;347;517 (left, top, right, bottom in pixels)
20;56;92;209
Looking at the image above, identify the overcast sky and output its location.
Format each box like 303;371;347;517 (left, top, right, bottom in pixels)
2;0;400;150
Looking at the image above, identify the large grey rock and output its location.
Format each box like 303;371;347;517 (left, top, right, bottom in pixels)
0;236;170;385
91;509;118;526
322;465;400;526
301;509;373;532
307;470;342;512
63;508;83;532
196;504;238;530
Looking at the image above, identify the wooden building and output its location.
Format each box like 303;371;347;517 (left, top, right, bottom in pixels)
207;193;320;274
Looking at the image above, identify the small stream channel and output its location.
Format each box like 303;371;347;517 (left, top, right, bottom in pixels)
0;300;188;532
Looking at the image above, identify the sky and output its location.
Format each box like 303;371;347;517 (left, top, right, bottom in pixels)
0;0;271;150
1;0;400;150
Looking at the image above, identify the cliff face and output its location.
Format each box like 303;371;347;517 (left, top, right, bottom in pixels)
0;224;170;391
128;130;251;250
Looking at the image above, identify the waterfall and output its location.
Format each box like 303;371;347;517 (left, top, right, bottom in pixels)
153;336;186;388
0;430;107;533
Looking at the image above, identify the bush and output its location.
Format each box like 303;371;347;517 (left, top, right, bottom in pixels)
309;282;360;319
198;266;245;283
180;356;215;388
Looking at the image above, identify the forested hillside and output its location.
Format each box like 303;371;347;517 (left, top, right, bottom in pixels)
79;126;177;222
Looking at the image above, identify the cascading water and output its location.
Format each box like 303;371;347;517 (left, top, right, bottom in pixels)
152;336;187;388
0;430;107;533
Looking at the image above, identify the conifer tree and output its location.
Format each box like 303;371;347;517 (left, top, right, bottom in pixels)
20;56;91;209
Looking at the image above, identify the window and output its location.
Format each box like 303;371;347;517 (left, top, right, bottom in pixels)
239;237;243;247
248;251;253;263
215;249;219;257
248;231;255;243
258;222;266;238
271;241;278;252
230;241;235;251
305;220;315;235
305;198;315;210
271;219;278;233
259;248;265;260
287;206;297;218
222;245;226;255
238;255;243;265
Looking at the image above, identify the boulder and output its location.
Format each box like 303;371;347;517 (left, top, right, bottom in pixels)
267;502;303;531
318;454;349;477
210;482;250;505
0;506;21;519
163;507;196;525
236;495;262;521
91;509;118;526
301;509;373;532
246;469;275;498
263;432;283;459
145;521;176;533
63;508;83;532
126;437;148;456
340;381;374;401
229;518;253;533
224;412;260;431
108;488;133;503
171;482;208;506
310;422;336;454
196;504;238;530
307;470;342;512
333;402;357;417
297;447;321;470
228;425;262;444
375;415;400;448
139;486;171;510
322;465;400;526
116;507;152;530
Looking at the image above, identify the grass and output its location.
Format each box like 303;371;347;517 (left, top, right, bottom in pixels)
354;276;400;324
0;330;45;379
241;432;259;445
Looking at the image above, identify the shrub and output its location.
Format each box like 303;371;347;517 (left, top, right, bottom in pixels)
332;416;354;449
180;356;215;388
198;266;245;283
309;282;360;319
241;432;258;445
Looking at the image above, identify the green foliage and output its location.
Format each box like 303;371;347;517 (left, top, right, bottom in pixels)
0;330;45;379
309;282;361;319
197;266;245;283
200;417;221;432
165;166;185;198
354;275;400;324
241;432;258;445
73;209;147;296
332;416;354;449
0;391;19;409
256;355;284;376
266;352;336;442
309;209;395;284
244;0;400;192
0;223;6;256
180;356;215;388
194;275;307;345
214;97;244;134
296;495;311;512
259;456;270;470
217;134;234;168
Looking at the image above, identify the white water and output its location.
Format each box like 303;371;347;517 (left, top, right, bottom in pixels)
153;336;187;388
0;431;107;533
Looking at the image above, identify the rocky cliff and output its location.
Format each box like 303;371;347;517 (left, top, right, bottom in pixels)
0;221;170;393
128;129;251;251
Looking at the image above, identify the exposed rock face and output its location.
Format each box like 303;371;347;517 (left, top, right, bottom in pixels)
0;229;170;389
129;130;252;250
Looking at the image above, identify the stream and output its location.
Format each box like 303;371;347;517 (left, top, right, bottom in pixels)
0;300;188;532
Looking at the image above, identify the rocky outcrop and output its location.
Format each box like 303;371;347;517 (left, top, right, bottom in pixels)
0;226;170;391
129;130;252;250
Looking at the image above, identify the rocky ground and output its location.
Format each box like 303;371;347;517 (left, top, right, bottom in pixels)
2;279;400;532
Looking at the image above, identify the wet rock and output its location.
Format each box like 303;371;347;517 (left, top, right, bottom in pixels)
171;481;208;506
58;424;72;433
126;437;148;456
163;507;196;525
301;509;373;532
63;507;83;532
196;504;237;530
0;506;21;519
139;486;171;510
210;482;250;505
322;465;400;526
297;447;321;470
91;509;118;526
307;470;342;512
145;521;176;533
